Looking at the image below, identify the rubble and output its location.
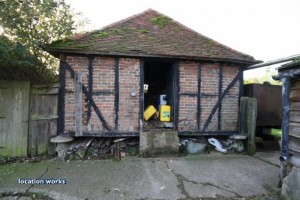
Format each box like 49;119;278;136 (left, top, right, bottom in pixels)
54;137;139;160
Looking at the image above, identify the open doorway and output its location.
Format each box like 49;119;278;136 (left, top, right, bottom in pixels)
143;61;176;130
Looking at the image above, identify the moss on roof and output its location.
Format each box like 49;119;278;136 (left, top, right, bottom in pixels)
44;9;258;64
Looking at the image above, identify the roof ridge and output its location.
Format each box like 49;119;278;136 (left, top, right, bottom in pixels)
100;8;160;30
73;9;160;41
165;15;254;60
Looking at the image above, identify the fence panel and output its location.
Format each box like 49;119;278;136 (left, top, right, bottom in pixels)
29;84;58;156
0;81;30;157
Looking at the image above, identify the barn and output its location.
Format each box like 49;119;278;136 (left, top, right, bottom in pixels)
43;9;259;139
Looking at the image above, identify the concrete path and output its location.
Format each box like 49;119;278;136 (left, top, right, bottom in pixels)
0;152;281;200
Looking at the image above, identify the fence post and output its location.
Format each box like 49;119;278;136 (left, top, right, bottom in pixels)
239;97;257;155
75;72;83;136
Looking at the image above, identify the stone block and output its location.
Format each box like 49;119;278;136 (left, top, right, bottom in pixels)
139;130;179;156
282;166;300;200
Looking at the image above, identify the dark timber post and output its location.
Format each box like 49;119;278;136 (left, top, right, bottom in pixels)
139;59;144;131
197;63;202;130
87;56;93;122
115;57;120;130
218;64;223;131
238;65;244;100
58;60;65;134
174;61;180;130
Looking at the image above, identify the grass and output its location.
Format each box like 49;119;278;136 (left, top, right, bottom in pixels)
271;128;282;141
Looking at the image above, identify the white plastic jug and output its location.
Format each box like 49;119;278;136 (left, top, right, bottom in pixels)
160;94;167;105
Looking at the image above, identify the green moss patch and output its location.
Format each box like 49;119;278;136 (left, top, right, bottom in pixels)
150;16;171;28
92;31;110;39
73;44;91;48
139;29;149;33
51;38;75;48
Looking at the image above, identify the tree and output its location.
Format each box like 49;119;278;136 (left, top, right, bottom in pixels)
0;0;84;72
0;35;56;83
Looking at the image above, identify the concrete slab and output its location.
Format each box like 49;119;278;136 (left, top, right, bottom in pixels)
254;151;281;167
167;153;280;198
0;153;281;200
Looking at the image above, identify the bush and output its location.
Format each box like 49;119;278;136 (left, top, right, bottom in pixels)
0;35;57;84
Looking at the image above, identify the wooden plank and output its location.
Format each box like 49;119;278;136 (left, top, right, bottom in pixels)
87;56;93;122
29;87;58;156
291;102;300;111
290;89;300;102
289;122;300;138
35;120;57;155
178;130;238;136
68;131;139;137
247;98;257;155
0;81;30;157
31;87;59;95
115;57;119;130
32;84;59;88
289;136;300;152
174;61;180;130
197;63;202;130
291;79;300;89
290;111;300;123
75;71;83;136
139;59;144;131
58;61;66;134
238;65;244;100
218;63;223;130
31;114;58;121
28;90;36;156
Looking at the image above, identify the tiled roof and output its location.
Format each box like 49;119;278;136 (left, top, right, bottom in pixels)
44;9;258;64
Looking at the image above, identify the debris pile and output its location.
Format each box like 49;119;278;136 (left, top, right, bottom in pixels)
179;137;245;154
53;137;139;160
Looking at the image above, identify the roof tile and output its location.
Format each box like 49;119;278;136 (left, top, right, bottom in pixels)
45;9;258;64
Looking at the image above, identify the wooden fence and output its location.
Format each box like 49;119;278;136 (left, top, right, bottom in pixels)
0;81;58;157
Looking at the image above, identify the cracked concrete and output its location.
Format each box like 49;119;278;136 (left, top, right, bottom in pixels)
165;158;245;199
0;153;280;200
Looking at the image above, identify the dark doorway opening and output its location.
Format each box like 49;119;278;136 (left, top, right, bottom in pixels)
144;61;175;129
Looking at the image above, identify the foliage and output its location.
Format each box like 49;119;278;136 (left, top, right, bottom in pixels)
0;0;85;73
293;57;300;63
244;66;281;85
0;35;56;83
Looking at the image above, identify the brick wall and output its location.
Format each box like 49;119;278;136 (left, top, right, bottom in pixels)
65;56;88;132
221;65;239;131
118;58;140;131
178;61;240;132
178;61;198;130
201;63;219;131
64;56;140;133
90;57;115;131
63;55;240;134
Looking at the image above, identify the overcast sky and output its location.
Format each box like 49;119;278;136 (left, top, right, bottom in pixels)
66;0;300;78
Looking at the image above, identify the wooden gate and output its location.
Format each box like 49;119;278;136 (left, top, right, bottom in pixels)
28;84;58;156
0;81;58;157
0;81;30;157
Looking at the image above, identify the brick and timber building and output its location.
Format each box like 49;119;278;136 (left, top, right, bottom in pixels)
43;9;259;138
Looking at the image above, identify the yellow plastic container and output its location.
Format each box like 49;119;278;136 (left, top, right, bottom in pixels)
144;105;157;121
160;105;171;122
